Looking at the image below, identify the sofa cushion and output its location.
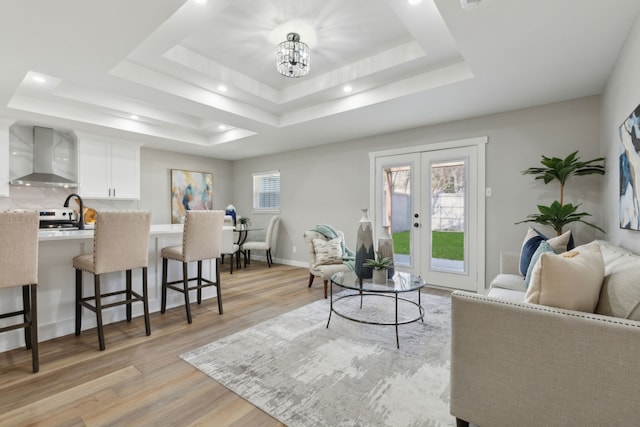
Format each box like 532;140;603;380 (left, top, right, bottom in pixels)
487;287;526;301
524;240;556;288
519;227;572;275
596;257;640;321
490;273;526;291
313;237;343;266
525;241;604;312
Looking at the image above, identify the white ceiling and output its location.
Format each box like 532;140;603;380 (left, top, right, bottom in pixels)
1;0;639;160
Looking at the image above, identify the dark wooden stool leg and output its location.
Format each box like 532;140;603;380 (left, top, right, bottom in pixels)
22;285;32;349
30;283;39;373
126;269;132;322
75;269;83;336
197;261;203;304
229;253;234;274
142;267;151;336
94;275;105;351
323;280;328;299
215;258;223;314
182;263;192;324
308;273;315;287
161;258;168;313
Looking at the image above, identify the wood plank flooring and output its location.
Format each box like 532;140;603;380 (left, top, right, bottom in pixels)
0;262;450;426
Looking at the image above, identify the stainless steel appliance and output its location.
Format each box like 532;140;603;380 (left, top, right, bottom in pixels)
38;208;78;229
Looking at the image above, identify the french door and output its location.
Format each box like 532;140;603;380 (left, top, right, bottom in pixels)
372;140;485;292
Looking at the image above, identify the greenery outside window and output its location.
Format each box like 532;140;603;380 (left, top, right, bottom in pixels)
253;170;280;212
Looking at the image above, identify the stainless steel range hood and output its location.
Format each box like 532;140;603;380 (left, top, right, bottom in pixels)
10;127;78;188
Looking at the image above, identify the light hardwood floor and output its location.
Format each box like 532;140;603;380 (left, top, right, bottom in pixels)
0;262;450;426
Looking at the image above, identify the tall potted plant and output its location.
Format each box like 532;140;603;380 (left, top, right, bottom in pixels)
516;151;605;235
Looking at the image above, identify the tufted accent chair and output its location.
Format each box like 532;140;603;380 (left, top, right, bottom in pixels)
303;230;350;298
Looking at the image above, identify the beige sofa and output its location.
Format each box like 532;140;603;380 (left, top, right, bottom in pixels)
450;240;640;427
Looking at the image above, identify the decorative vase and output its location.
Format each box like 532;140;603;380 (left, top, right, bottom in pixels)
372;268;387;284
354;208;375;280
225;204;237;225
378;225;395;279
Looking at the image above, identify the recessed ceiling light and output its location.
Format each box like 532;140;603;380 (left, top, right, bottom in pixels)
218;125;227;131
130;115;139;120
343;85;353;93
194;0;207;4
408;0;422;4
32;76;46;84
218;85;227;92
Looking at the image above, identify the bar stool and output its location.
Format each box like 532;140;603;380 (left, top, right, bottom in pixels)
0;211;39;373
161;210;224;324
73;211;152;351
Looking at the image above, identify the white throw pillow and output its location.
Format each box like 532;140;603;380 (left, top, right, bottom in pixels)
524;241;604;312
596;257;640;321
313;237;343;266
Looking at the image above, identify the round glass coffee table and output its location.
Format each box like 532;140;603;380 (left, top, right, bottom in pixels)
327;270;426;348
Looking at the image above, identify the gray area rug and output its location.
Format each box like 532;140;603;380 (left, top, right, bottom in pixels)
181;291;454;427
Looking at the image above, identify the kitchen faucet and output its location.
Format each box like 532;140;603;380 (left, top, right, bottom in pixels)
63;193;85;230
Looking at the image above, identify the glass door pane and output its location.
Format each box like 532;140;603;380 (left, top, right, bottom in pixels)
375;153;420;275
382;165;412;266
430;160;466;273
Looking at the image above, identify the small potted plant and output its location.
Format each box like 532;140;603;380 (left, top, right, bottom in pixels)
364;251;394;284
236;216;251;230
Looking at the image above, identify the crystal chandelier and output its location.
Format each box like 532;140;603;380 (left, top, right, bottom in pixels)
276;33;310;78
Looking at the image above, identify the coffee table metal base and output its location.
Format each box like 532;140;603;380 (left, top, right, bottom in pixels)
326;290;425;349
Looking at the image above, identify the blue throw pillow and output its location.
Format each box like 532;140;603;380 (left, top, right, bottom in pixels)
519;227;573;276
519;227;546;275
524;240;556;288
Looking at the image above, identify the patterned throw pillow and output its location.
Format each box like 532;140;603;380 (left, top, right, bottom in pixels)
313;237;343;266
519;227;573;276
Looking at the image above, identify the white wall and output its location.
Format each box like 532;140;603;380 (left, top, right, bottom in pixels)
233;96;603;287
601;12;640;253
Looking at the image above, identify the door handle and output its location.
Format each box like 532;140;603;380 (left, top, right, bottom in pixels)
413;222;420;228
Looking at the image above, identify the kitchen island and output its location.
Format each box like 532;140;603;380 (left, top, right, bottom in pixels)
1;224;226;352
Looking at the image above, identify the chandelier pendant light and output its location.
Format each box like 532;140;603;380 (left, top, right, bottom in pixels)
277;32;310;78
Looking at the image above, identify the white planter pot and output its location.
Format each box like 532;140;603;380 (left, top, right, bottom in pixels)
372;268;388;284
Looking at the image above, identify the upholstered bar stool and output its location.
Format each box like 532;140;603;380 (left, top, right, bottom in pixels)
161;210;224;324
0;211;40;372
73;211;152;351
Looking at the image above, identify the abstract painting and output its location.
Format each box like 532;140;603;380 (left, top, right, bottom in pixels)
171;169;213;224
619;104;640;230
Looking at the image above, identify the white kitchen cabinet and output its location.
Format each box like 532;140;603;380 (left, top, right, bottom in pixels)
77;134;141;200
0;118;14;197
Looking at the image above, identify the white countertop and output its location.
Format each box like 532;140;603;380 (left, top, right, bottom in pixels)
38;223;186;241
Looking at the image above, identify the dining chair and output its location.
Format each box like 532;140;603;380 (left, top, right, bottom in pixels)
221;227;241;274
242;215;280;268
0;211;40;372
73;210;152;351
160;210;224;323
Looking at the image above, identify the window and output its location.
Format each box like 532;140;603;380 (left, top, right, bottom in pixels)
253;170;280;211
